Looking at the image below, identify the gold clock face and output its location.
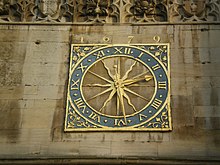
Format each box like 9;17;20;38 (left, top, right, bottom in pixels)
82;56;155;117
65;44;171;131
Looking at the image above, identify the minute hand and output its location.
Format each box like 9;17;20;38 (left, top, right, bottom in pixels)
123;75;153;86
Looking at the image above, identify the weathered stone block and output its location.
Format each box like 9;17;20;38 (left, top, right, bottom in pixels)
21;108;54;129
0;86;23;99
194;106;220;117
209;28;220;48
177;25;210;48
0;30;30;42
0;100;22;129
183;48;194;63
210;48;220;63
171;95;194;126
111;141;158;157
198;48;210;64
19;128;51;143
186;76;212;88
47;142;80;157
22;63;68;86
79;140;111;156
0;62;23;86
193;88;219;106
171;77;192;96
211;77;220;87
172;63;220;77
0;143;41;158
26;43;69;64
24;86;38;95
195;117;220;130
0;42;27;63
0;129;21;143
170;48;184;64
158;141;207;158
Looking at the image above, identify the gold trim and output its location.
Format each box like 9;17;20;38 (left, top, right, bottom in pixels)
64;44;171;131
80;55;157;118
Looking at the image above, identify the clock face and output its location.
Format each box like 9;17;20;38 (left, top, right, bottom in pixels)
65;44;171;131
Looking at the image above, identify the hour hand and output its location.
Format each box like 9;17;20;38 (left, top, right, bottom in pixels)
83;83;111;87
123;75;153;86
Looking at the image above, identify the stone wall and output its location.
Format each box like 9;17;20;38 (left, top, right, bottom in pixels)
0;24;220;164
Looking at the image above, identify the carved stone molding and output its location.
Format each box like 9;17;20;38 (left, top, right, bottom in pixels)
34;0;74;22
0;0;219;23
129;0;168;22
169;0;220;22
75;0;119;23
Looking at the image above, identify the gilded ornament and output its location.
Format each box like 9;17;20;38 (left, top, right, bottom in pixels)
65;44;172;131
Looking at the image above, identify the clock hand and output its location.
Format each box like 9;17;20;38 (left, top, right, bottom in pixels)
99;88;117;112
124;87;150;102
123;90;137;112
114;65;120;80
130;70;150;79
88;70;113;83
83;83;111;87
123;75;153;86
127;84;154;87
117;87;127;124
117;57;121;78
121;61;137;81
116;95;120;115
101;60;115;81
87;87;113;101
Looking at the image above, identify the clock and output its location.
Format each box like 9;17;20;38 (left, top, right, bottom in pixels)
65;44;171;131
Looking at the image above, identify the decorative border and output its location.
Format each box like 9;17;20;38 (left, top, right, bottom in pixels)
0;0;219;23
64;44;172;131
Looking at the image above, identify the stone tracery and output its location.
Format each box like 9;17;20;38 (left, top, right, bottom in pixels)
0;0;219;23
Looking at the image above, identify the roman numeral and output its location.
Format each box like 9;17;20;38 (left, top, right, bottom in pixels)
158;81;167;90
151;98;162;110
88;112;100;123
139;114;148;121
94;50;105;59
74;98;86;113
77;63;88;73
124;48;131;54
114;47;123;54
114;47;132;55
71;79;80;90
138;52;144;58
114;119;127;126
152;64;160;71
